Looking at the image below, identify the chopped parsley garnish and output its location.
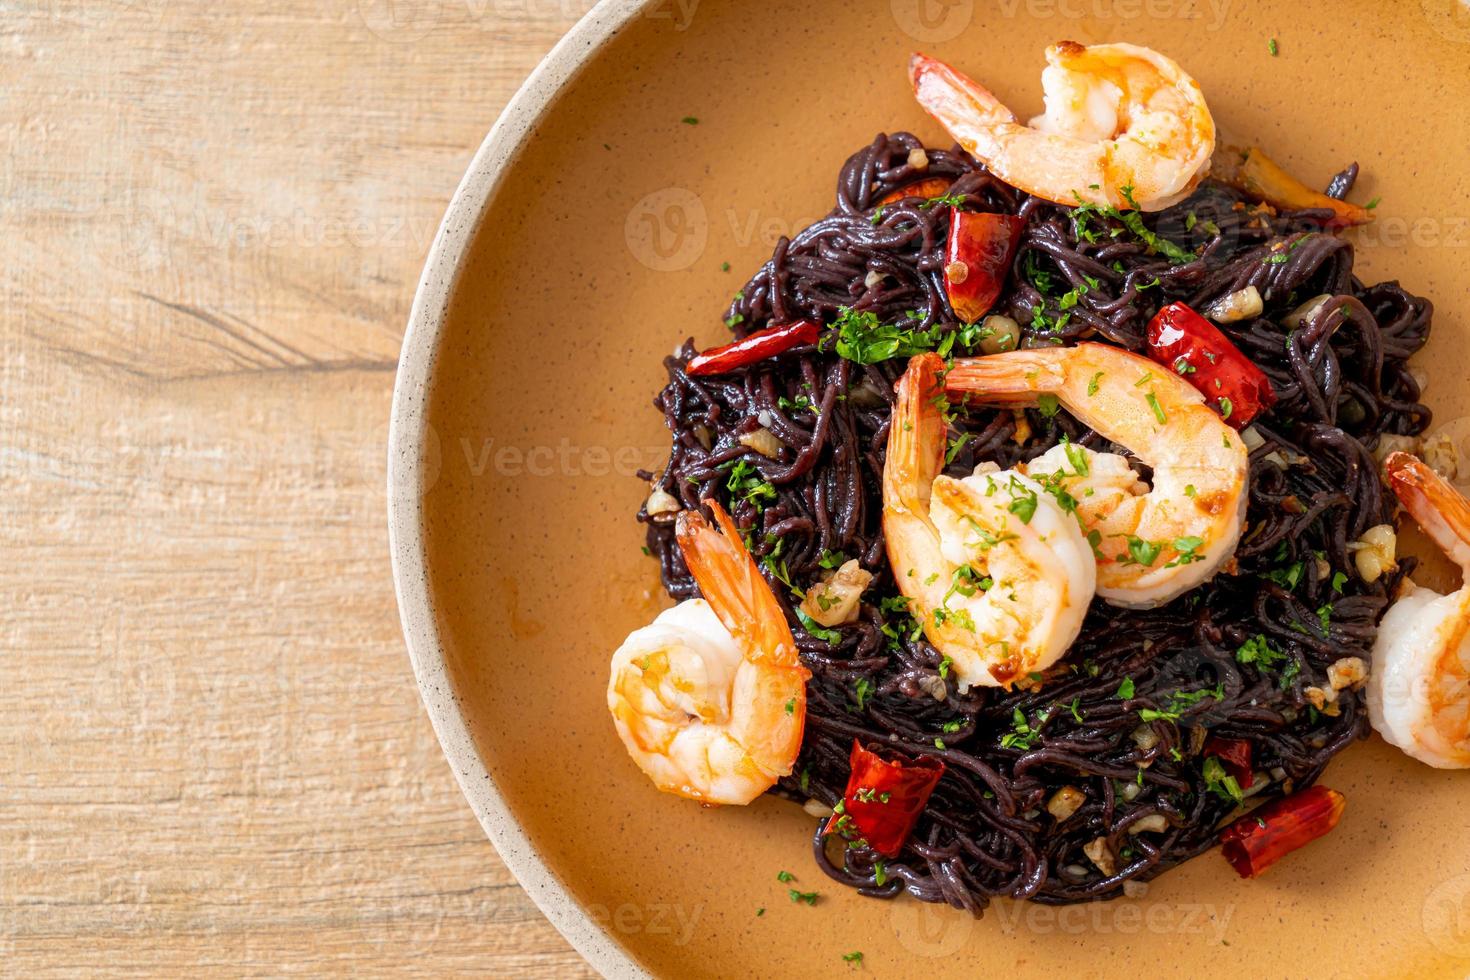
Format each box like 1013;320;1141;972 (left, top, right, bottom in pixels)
1139;684;1224;723
1166;536;1206;567
919;191;966;210
842;951;864;966
1006;479;1039;523
1069;189;1195;263
1267;37;1279;57
1366;196;1381;210
1116;677;1136;699
1119;535;1163;567
1236;634;1287;670
873;861;888;886
681;116;699;125
1063;439;1090;476
777;870;794;882
1000;707;1049;750
1087;371;1104;396
1331;571;1348;593
785;697;796;715
854;678;874;710
817;549;848;569
938;656;954;679
789;889;818;905
796;608;841;644
723;458;776;509
827;307;966;365
1037;393;1061;418
1146;391;1167;424
1203;755;1245;804
721;261;731;271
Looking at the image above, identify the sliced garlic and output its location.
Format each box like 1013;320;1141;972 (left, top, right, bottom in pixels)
645;486;681;516
864;270;884;290
1205;285;1264;323
739;427;785;459
802;798;835;819
1130;725;1160;752
1083;837;1117;876
907;146;930;171
799;560;873;627
1350;524;1397;583
1282;293;1332;330
1128;814;1169;835
1327;656;1368;691
1422;430;1460;481
1046;785;1085;822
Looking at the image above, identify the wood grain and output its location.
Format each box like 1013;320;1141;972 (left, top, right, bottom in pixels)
0;1;597;974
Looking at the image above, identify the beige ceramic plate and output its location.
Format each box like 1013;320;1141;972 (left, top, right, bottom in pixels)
390;1;1470;976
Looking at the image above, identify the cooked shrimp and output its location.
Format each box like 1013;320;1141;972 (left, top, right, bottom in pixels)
883;353;1095;690
945;343;1248;609
1366;452;1470;769
910;43;1215;211
607;499;811;804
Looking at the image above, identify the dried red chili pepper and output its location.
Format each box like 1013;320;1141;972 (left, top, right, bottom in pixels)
1204;736;1254;789
1219;785;1346;879
1146;301;1277;427
876;176;954;207
944;209;1026;323
684;320;819;376
831;740;946;857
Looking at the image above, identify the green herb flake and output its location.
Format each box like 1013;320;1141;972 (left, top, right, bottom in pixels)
1267;37;1279;57
842;951;865;967
1146;391;1167;425
1038;393;1061;418
681;116;699;125
1087;371;1104;396
789;889;818;906
1117;677;1136;699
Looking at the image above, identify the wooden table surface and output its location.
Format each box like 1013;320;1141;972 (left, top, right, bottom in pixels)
2;2;597;974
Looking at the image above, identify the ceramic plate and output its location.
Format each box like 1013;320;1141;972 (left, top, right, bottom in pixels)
389;1;1470;975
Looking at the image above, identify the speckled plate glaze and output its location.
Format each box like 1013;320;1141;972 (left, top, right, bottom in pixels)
389;1;1470;976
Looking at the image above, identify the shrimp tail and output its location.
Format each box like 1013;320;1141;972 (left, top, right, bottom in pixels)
910;53;1018;162
1386;452;1470;573
943;348;1068;408
884;353;948;519
675;499;806;673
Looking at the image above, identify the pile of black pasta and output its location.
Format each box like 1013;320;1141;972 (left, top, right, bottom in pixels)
636;133;1432;911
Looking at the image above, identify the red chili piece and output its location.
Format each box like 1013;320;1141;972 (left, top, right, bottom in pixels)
944;209;1026;323
684;320;819;376
1219;785;1346;879
832;740;946;857
1145;301;1277;427
1204;736;1254;789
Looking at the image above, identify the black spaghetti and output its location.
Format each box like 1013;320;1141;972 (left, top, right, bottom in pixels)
635;132;1431;912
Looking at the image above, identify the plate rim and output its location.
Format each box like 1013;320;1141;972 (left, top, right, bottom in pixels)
387;2;653;976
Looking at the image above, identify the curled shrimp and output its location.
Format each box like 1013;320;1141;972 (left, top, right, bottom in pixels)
883;353;1095;690
945;343;1248;609
910;43;1215;211
1367;453;1470;769
608;499;810;804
